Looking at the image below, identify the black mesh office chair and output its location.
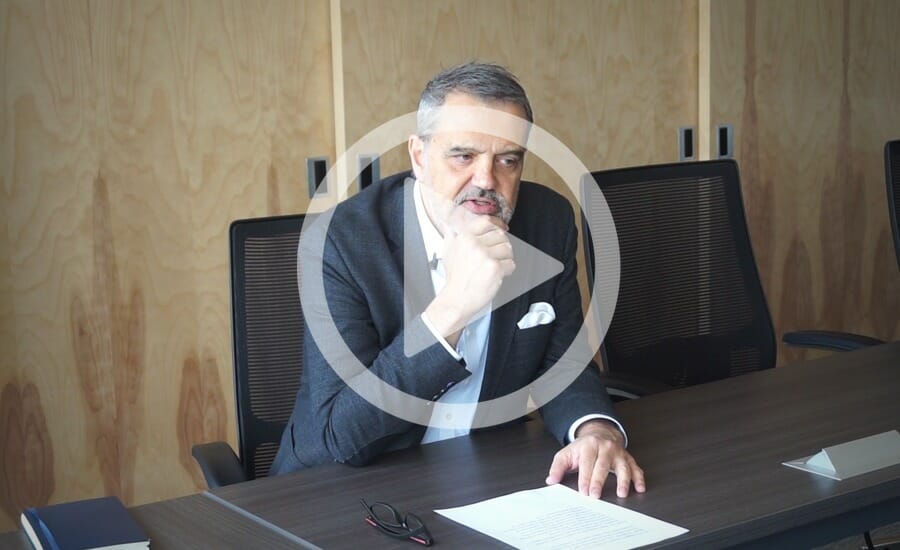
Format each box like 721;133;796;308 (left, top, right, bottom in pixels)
782;139;899;352
581;159;777;399
191;214;305;488
583;158;897;550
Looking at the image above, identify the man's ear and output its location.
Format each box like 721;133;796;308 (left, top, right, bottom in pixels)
408;134;426;181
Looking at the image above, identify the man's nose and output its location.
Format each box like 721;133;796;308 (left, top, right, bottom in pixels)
471;156;498;189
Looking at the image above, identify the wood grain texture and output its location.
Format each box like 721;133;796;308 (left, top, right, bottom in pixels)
70;174;146;504
0;0;333;532
176;352;227;488
339;0;699;185
711;0;900;364
0;381;55;522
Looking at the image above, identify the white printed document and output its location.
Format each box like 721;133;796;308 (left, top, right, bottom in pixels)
435;484;688;550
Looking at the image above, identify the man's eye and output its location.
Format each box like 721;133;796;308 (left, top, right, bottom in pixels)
453;154;473;163
498;156;520;168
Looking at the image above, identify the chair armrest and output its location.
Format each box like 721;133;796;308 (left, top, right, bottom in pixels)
191;441;247;489
782;330;885;352
600;372;674;400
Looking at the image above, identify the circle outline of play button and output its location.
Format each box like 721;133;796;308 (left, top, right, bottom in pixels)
300;105;620;430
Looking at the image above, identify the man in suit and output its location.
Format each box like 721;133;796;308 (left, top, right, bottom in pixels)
272;62;645;499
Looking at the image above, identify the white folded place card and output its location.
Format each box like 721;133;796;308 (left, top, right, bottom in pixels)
783;430;900;481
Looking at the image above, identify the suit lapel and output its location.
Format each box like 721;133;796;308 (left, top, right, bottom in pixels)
479;232;532;401
387;177;435;323
479;296;526;401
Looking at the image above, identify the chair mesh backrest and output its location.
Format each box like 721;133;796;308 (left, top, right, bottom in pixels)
230;214;304;480
582;160;776;388
886;140;900;271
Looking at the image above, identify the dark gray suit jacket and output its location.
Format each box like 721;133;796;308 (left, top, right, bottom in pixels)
270;172;618;474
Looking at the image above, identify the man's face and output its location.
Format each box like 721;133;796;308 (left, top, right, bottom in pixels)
408;92;529;234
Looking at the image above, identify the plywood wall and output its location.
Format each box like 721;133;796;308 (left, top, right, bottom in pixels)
710;0;900;364
338;0;699;191
0;0;334;531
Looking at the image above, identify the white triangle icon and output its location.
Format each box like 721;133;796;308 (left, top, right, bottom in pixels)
403;201;563;357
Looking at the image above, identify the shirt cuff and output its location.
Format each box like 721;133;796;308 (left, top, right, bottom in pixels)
420;311;463;361
567;414;629;447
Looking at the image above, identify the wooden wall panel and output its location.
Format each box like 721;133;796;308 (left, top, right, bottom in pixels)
710;0;900;364
338;0;698;192
1;0;96;527
0;0;333;531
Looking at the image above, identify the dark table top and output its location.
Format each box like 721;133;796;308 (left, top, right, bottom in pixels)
210;342;900;549
2;342;897;549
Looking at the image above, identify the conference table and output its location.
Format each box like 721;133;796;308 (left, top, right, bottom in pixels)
2;342;898;549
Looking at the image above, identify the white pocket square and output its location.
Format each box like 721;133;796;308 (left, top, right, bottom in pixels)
517;302;556;329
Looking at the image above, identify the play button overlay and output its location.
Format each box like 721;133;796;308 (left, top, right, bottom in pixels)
300;104;620;430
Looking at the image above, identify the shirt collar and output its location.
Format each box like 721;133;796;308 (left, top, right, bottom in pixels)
413;179;444;263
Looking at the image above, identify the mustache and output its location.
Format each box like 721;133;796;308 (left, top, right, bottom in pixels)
454;187;514;223
454;187;503;206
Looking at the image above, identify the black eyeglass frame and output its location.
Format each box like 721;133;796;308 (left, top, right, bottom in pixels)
360;498;434;546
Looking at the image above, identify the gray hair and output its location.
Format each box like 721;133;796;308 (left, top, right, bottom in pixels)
417;62;533;138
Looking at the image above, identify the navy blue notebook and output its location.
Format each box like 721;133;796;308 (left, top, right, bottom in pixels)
20;496;149;550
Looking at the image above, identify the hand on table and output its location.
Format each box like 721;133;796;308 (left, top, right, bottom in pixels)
545;420;646;499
